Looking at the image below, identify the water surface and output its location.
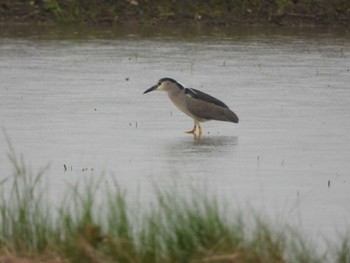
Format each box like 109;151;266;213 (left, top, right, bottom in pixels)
1;25;349;249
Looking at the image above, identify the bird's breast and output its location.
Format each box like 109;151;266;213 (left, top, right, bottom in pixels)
168;92;188;114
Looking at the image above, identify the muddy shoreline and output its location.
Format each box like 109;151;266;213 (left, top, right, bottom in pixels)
1;0;349;27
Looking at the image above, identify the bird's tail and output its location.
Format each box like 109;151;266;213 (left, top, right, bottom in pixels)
225;109;239;123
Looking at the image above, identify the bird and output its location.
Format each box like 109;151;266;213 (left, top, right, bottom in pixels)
143;78;239;135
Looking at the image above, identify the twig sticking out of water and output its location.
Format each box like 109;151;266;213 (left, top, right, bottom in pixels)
129;122;138;128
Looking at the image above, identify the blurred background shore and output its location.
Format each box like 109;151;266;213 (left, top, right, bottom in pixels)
1;0;349;26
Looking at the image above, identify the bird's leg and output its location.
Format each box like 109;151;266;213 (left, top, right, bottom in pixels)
198;124;203;135
186;124;197;134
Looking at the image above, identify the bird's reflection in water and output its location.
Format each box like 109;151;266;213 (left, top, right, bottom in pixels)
162;134;239;178
191;134;238;147
164;134;239;161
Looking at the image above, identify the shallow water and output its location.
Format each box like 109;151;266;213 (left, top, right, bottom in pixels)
1;25;350;249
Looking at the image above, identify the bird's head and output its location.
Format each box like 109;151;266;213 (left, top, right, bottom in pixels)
144;78;184;94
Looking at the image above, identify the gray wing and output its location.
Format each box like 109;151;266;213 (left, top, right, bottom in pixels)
185;88;228;108
185;88;239;123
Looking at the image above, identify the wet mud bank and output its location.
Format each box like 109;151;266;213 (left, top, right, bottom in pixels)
1;0;350;26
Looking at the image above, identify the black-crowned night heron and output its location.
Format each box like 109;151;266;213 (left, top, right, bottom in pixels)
143;78;239;135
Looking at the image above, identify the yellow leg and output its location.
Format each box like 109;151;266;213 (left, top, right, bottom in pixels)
186;125;197;134
198;125;202;135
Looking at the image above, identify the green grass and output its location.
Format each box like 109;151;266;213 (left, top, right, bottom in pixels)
1;0;349;25
0;145;349;262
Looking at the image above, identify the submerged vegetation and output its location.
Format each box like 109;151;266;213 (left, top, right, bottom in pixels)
0;146;349;263
1;0;349;26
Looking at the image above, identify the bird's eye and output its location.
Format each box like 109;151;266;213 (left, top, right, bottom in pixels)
157;82;161;86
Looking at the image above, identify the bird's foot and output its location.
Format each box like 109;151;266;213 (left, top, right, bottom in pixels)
185;125;203;135
185;125;197;134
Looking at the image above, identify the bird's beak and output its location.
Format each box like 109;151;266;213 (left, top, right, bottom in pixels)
143;85;157;94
